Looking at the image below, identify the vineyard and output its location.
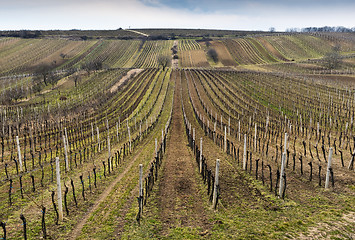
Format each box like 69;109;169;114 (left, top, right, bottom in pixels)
0;31;354;239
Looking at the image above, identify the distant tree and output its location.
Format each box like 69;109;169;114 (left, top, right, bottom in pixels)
157;55;170;70
35;64;53;86
171;46;178;55
73;74;81;87
323;45;342;70
269;27;275;32
207;48;218;63
81;60;103;75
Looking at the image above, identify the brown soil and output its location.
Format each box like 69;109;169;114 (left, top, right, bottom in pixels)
110;69;143;93
257;37;289;61
155;72;212;235
210;41;238;67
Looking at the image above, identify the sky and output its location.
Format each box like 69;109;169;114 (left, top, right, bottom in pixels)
0;0;354;31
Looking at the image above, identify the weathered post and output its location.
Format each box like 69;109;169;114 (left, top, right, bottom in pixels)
224;126;227;152
96;127;100;152
238;120;241;142
212;159;220;209
139;164;143;215
228;117;230;136
279;152;286;197
16;136;23;172
325;147;333;189
63;135;69;172
214;121;216;143
200;137;203;173
254;123;257;149
116;122;119;143
55;157;63;222
91;123;94;142
243;134;247;170
128;126;131;152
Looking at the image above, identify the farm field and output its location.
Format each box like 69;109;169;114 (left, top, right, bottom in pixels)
0;31;354;240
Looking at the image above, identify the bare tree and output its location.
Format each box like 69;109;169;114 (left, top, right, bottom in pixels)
35;64;53;86
157;55;170;71
81;60;103;75
323;45;342;70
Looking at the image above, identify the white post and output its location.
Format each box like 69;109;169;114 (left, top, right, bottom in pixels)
200;137;203;173
97;127;100;152
214;121;216;142
64;127;69;150
16;136;23;172
91;123;94;142
228;117;230;136
63;135;69;172
139;164;143;212
56;157;63;222
224;126;227;152
107;135;111;159
243;134;247;170
254;123;257;149
155;138;158;158
284;132;288;154
193;128;195;142
238;120;241;142
212;159;220;209
139;123;142;140
128;126;131;152
220;115;223;132
279;152;286;197
325;147;333;189
116;122;119;142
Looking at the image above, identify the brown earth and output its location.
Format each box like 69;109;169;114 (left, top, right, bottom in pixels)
155;71;212;236
110;68;143;93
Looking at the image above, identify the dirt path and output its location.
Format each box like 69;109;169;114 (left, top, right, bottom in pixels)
125;29;149;37
110;68;143;93
69;151;140;240
156;71;211;235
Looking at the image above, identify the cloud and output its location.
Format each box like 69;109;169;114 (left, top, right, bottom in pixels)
0;0;354;30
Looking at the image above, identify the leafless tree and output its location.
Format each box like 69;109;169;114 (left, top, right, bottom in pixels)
157;55;170;71
323;45;342;70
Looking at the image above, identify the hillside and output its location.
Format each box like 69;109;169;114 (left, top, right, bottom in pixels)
0;30;354;240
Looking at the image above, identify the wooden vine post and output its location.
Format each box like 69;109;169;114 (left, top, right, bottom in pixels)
243;134;247;170
212;159;220;209
238;120;241;142
97;127;100;152
55;157;63;222
279;152;286;198
325;147;333;189
224;126;227;152
128;126;131;152
200;137;203;173
16;136;23;172
63;135;69;172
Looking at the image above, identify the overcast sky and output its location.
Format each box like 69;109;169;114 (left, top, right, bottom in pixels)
0;0;354;31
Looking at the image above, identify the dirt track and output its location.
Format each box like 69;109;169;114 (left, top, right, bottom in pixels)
155;70;211;235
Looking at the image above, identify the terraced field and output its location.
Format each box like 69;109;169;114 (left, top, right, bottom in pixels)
0;31;354;240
